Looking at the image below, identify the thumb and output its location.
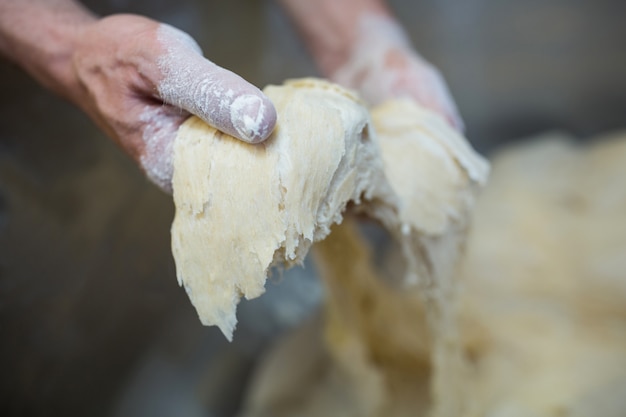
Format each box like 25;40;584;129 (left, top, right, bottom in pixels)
155;24;277;143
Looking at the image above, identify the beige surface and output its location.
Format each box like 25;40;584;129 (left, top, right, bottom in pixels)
459;133;626;416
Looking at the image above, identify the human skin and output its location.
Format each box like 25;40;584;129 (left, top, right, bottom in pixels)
279;0;464;130
0;0;277;191
0;0;462;192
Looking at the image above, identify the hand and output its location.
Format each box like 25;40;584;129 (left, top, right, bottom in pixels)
329;14;464;131
69;15;277;192
332;21;463;131
278;1;463;131
0;2;276;193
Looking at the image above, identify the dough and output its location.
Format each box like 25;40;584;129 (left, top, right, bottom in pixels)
368;100;488;417
242;132;626;417
171;79;386;340
240;96;489;417
171;78;489;416
458;133;626;416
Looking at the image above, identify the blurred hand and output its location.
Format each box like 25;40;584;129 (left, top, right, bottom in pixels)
277;1;462;131
330;14;464;131
67;14;276;192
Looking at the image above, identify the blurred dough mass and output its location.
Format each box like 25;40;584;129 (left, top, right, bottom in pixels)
241;134;626;416
171;79;381;340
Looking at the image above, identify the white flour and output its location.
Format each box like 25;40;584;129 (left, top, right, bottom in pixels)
229;94;270;141
155;24;275;144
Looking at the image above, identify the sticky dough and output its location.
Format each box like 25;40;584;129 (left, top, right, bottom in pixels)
172;79;385;340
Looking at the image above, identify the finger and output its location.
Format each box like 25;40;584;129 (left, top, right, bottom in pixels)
155;24;277;143
402;63;465;132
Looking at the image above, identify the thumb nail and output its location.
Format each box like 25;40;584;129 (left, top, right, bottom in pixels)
230;94;277;143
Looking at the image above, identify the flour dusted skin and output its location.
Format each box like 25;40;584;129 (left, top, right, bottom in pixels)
171;79;386;340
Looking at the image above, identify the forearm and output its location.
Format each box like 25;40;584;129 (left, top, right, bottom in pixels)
0;0;96;100
277;0;394;76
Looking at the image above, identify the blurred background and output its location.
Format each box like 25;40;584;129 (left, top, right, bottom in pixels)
1;0;625;416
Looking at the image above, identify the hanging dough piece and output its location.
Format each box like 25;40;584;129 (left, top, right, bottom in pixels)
369;99;488;236
457;133;626;417
240;98;489;417
171;79;387;340
369;100;488;417
243;131;626;417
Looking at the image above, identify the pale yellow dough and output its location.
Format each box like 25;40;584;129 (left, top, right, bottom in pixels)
171;78;487;342
172;79;385;340
238;90;490;417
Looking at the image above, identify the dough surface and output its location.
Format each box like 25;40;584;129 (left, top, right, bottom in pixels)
240;95;489;417
171;79;385;340
171;78;490;416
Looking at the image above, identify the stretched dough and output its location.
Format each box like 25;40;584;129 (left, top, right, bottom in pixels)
240;95;489;417
171;79;387;340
